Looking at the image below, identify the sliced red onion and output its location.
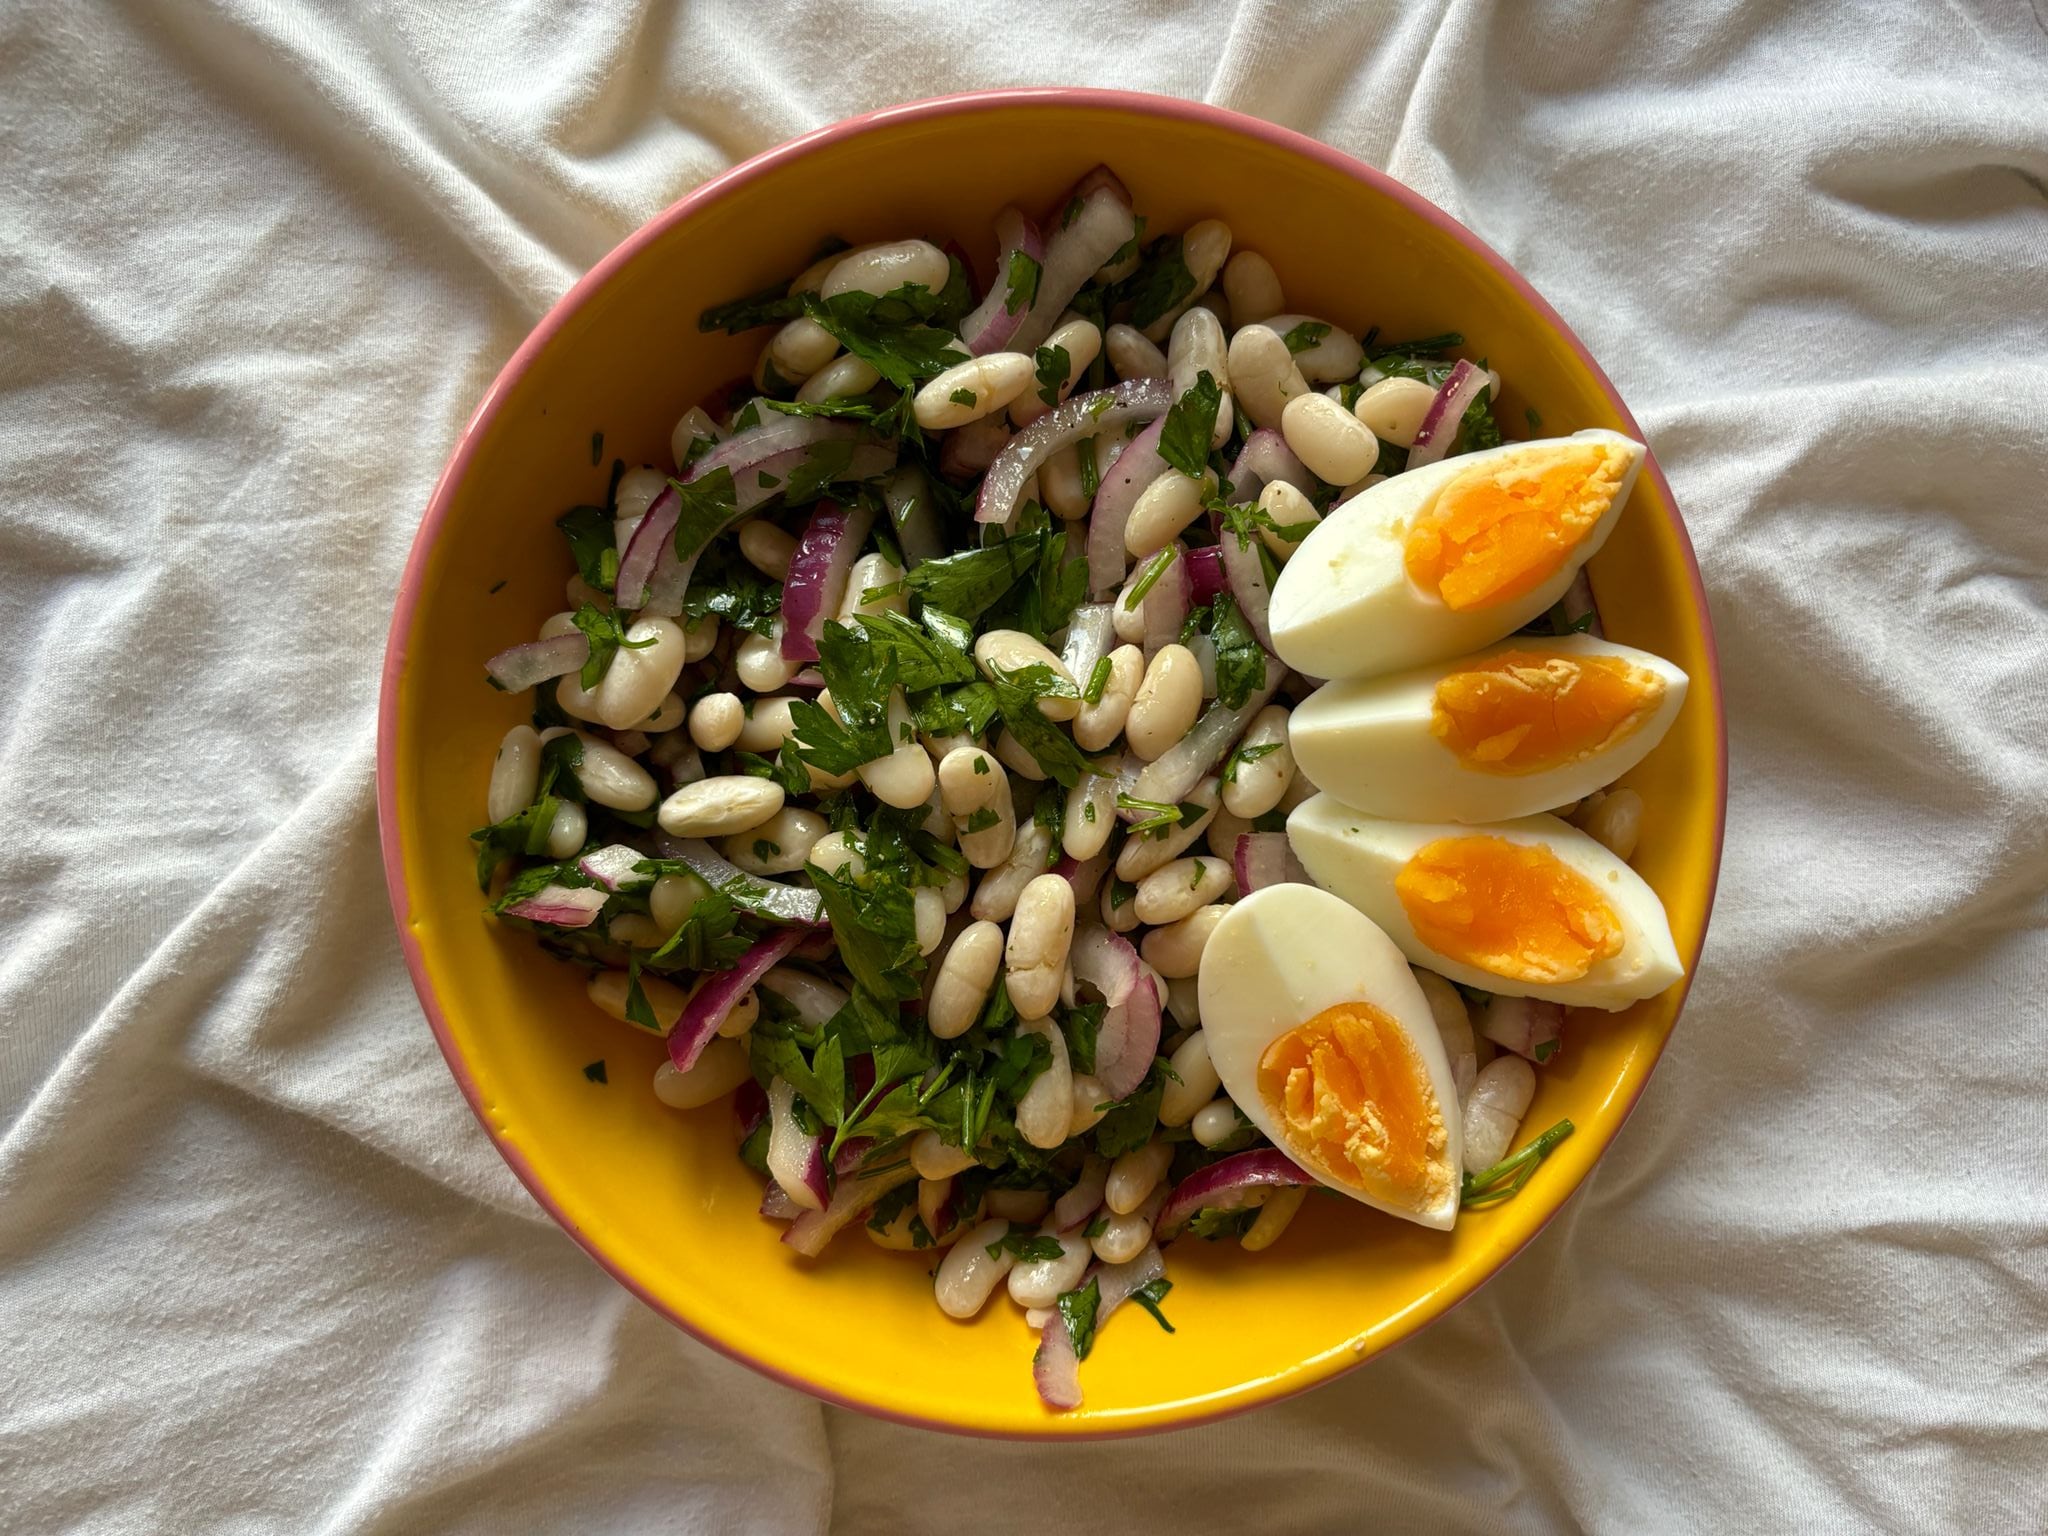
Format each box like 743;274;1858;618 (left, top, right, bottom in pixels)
733;1078;769;1141
760;1183;803;1222
577;844;653;891
1094;972;1161;1101
1095;1242;1166;1318
780;500;877;661
1139;543;1191;657
689;412;849;484
925;1174;973;1243
960;205;1047;354
1184;545;1227;604
976;378;1174;527
655;837;825;925
882;465;944;568
765;1077;830;1212
669;927;807;1075
1122;655;1283;813
1051;1155;1109;1233
939;415;1011;480
1232;832;1310;893
1215;521;1276;651
1227;430;1313;499
784;1149;920;1258
500;884;607;928
1156;1149;1315;1238
1011;176;1137;355
1034;1312;1083;1411
1069;924;1141;1010
485;634;588;693
1053;852;1109;909
1560;569;1603;637
1086;416;1169;596
1407;358;1487;469
788;668;826;689
1186;633;1219;697
1059;604;1114;686
615;485;682;609
1065;164;1131;204
1479;995;1566;1062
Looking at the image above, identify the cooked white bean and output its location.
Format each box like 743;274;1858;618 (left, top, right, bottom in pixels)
1039;441;1090;519
1101;876;1140;933
1353;375;1438;448
649;872;704;934
613;466;668;525
564;574;608;611
1164;976;1202;1031
1070;644;1142;754
670;406;719;469
607;914;663;949
1115;778;1220;881
1227;324;1309;431
1412;967;1480;1101
543;799;586;858
1010;318;1102;426
766;317;838;384
1240;1184;1308;1251
1105;322;1167;381
917;1177;957;1242
1222;250;1283;327
857;691;936;810
651;1038;751;1109
935;1219;1017;1319
689;692;745;752
1464;1056;1537;1173
974;629;1080;721
1006;1227;1093;1308
1141;904;1229;978
1091;1189;1165;1265
552;666;602;721
796;352;882;404
734;696;799;755
912;1130;980;1180
986;1189;1050;1224
941;867;969;913
538;610;581;643
1062;771;1116;860
969;818;1052;922
1193;289;1231;330
937;746;1003;816
1124;469;1213;559
823;238;949;300
1281;392;1380;484
805;829;865;881
638;692;686;735
867;1204;923;1250
1125;644;1202;762
993;729;1047;782
1575;787;1644;861
487;725;541;822
1202;805;1253;864
759;967;848;1027
715;988;760;1038
588;969;686;1033
1067;1072;1110;1137
1141;219;1231;342
738;522;797;581
1134;857;1234;927
1014;1017;1073;1149
1006;875;1076;1019
683;616;720;663
570;733;657;811
953;769;1017;870
1106;1140;1173;1215
914;353;1035;430
1167;307;1233;448
1262;314;1363;383
1221;704;1296;818
1191;1098;1244;1148
657;775;784;838
1255;480;1321;564
929;920;1005;1039
1159;1031;1222;1126
735;625;797;691
719;806;827;877
838;552;907;623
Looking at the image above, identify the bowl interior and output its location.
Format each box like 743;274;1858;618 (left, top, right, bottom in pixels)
381;91;1724;1437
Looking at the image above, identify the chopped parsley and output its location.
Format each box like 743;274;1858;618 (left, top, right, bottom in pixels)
698;281;808;334
1114;234;1194;329
1279;320;1330;355
582;1059;608;1084
1207;592;1267;709
950;388;978;407
983;664;1092;789
556;504;617;594
1129;1277;1175;1333
1223;740;1281;784
903;528;1044;621
1033;343;1071;407
1156;370;1222;478
1057;1276;1102;1359
1462;1119;1575;1208
1003;249;1043;315
1123;546;1178;611
987;1229;1063;1263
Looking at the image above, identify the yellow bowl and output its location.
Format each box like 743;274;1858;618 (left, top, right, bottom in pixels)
378;89;1726;1438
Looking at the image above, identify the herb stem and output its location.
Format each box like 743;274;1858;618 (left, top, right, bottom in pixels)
1122;546;1178;612
1460;1118;1575;1208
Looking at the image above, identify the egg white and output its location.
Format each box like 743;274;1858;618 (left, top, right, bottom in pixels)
1198;884;1464;1230
1286;635;1689;824
1268;429;1646;682
1285;796;1685;1010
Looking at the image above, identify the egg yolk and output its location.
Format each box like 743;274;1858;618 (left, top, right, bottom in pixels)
1257;1002;1451;1216
1403;441;1633;611
1431;649;1664;774
1395;836;1622;983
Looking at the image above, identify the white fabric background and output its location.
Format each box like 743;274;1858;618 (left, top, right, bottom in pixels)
4;1;2045;1530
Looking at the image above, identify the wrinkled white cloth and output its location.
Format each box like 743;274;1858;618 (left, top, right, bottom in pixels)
4;2;2046;1531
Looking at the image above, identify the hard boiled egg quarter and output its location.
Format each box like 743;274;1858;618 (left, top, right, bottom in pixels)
1198;884;1464;1230
1286;795;1683;1010
1286;634;1689;824
1269;430;1647;681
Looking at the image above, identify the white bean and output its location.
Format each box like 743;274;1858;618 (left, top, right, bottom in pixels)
588;969;686;1033
974;630;1080;721
914;353;1035;430
1134;857;1234;927
1010;318;1102;426
543;799;586;858
681;615;719;662
1281;392;1380;485
689;692;745;752
805;830;865;881
589;616;687;731
1141;219;1231;342
1039;441;1090;519
538;610;581;642
1203;805;1254;864
656;775;784;838
1124;469;1213;559
937;746;1003;815
986;1188;1050;1224
1101;876;1140;933
823;238;949;300
1193;289;1232;330
955;775;1017;871
570;733;657;811
712;988;758;1038
739;523;797;582
837;552;907;624
734;696;799;755
719;806;827;877
1464;1056;1537;1173
1262;314;1363;383
1191;1098;1244;1148
759;967;848;1027
1006;1227;1094;1309
1005;875;1077;1020
796;352;881;404
857;691;936;810
1141;904;1229;978
941;867;969;914
1063;772;1116;860
487;725;541;822
565;575;608;611
1014;1017;1073;1149
912;1130;980;1180
1241;1185;1308;1251
766;317;838;384
1167;307;1233;449
1353;375;1438;448
650;872;705;934
993;729;1046;783
1073;644;1144;752
929;920;1005;1039
607;914;664;948
1092;1187;1167;1264
1158;1031;1222;1126
1115;778;1220;881
552;668;602;721
969;818;1052;923
1106;1140;1173;1215
1164;975;1202;1030
651;1037;752;1109
670;406;719;469
1125;644;1203;761
613;466;668;524
1105;322;1167;380
1228;324;1309;431
1576;787;1644;861
1068;1073;1110;1137
1221;704;1295;819
935;1220;1016;1319
1222;250;1283;327
638;692;686;734
735;626;796;691
1255;480;1321;563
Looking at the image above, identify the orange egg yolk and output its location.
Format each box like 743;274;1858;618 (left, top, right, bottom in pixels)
1403;440;1633;611
1431;649;1664;774
1395;836;1623;983
1257;1002;1451;1215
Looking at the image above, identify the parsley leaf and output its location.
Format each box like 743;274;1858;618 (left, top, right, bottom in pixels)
556;506;616;594
1375;330;1464;355
987;1229;1064;1263
1082;655;1112;706
1187;1207;1257;1240
1156;371;1222;478
1033;343;1071;407
778;440;859;507
1209;592;1267;710
667;466;741;564
803;288;968;396
806;860;923;1002
570;602;657;690
1057;1276;1102;1359
1093;1068;1165;1157
698;281;807;334
583;1059;608;1084
911;680;999;740
1063;1001;1103;1076
855;610;975;692
984;664;1092;789
681;541;782;635
1115;235;1194;329
1004;249;1043;315
1223;740;1281;784
646;888;753;971
1280;320;1331;355
903;529;1044;621
949;387;978;407
1460;377;1503;453
787;697;885;776
1129;1277;1175;1333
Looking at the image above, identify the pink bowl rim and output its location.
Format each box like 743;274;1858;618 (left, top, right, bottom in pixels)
375;85;1727;1440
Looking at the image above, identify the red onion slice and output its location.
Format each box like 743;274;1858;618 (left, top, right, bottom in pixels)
1407;359;1486;469
1031;1242;1166;1412
1232;832;1310;893
689;412;848;483
1059;604;1114;685
1156;1149;1315;1238
1070;923;1141;1010
1051;1156;1109;1233
939;415;1011;480
1215;521;1276;652
1086;416;1169;596
500;884;607;928
780;500;877;661
1011;177;1138;356
1093;972;1161;1101
1227;430;1313;499
765;1077;830;1211
882;465;944;568
1053;852;1109;909
975;378;1174;527
615;486;681;609
959;206;1047;355
1094;1242;1166;1318
670;927;806;1074
1184;545;1227;604
1139;543;1191;657
577;844;653;891
760;1183;803;1222
734;1078;769;1141
1479;995;1566;1062
783;1148;920;1258
656;838;825;925
1186;634;1219;697
1122;654;1284;812
485;634;589;692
